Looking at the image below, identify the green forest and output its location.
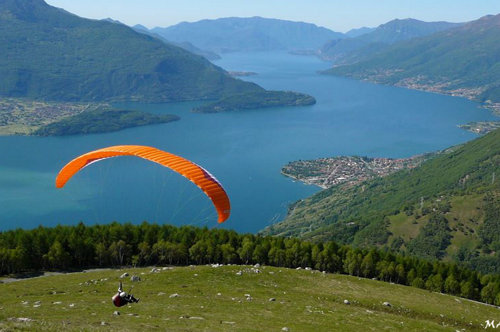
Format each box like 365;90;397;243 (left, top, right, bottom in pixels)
192;91;316;113
2;222;500;305
33;108;179;136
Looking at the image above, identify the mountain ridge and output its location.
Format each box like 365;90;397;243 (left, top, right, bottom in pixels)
151;16;345;53
323;14;500;106
0;0;264;102
320;18;462;63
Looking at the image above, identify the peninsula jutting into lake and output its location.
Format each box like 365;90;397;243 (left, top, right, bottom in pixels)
282;154;432;189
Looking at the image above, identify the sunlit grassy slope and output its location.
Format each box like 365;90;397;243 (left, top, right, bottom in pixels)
1;265;498;331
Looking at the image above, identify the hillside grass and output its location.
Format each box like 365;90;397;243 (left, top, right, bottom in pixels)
0;265;498;331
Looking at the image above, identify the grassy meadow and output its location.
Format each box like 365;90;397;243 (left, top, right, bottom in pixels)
1;265;499;331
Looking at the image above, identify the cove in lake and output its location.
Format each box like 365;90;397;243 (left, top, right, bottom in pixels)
0;52;496;233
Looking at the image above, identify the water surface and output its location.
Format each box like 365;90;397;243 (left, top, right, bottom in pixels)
0;52;495;233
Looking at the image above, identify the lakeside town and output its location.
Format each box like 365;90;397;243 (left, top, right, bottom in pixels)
281;154;432;189
0;98;99;135
459;121;500;135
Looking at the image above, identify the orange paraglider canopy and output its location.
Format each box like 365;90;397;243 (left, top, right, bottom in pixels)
55;145;230;223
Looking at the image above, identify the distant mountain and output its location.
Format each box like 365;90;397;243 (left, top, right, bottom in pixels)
0;0;262;102
321;18;462;63
325;14;500;105
151;17;345;53
132;25;220;61
262;129;500;273
344;26;375;38
132;23;149;32
102;17;124;25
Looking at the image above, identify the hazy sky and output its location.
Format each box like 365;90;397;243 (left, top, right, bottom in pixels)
45;0;500;32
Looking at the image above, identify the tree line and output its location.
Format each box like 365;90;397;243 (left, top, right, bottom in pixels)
1;221;500;305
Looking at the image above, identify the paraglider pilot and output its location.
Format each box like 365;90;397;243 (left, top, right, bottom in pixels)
112;282;139;307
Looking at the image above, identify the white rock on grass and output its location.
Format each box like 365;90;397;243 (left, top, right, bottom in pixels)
130;275;141;282
150;268;159;273
157;292;166;296
169;293;180;298
120;273;129;278
269;298;276;302
382;302;391;307
282;327;290;331
254;263;260;268
113;311;120;316
236;271;242;276
8;317;33;323
343;300;350;305
18;317;33;322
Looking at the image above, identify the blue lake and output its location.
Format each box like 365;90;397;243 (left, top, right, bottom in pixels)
0;52;496;233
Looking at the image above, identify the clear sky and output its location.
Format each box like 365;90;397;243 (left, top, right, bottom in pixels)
45;0;500;32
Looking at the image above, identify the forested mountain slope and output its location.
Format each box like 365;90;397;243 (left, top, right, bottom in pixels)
321;18;461;63
0;0;262;102
324;14;500;105
263;129;500;273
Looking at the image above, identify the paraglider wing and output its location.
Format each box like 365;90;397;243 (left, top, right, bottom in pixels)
55;145;230;223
